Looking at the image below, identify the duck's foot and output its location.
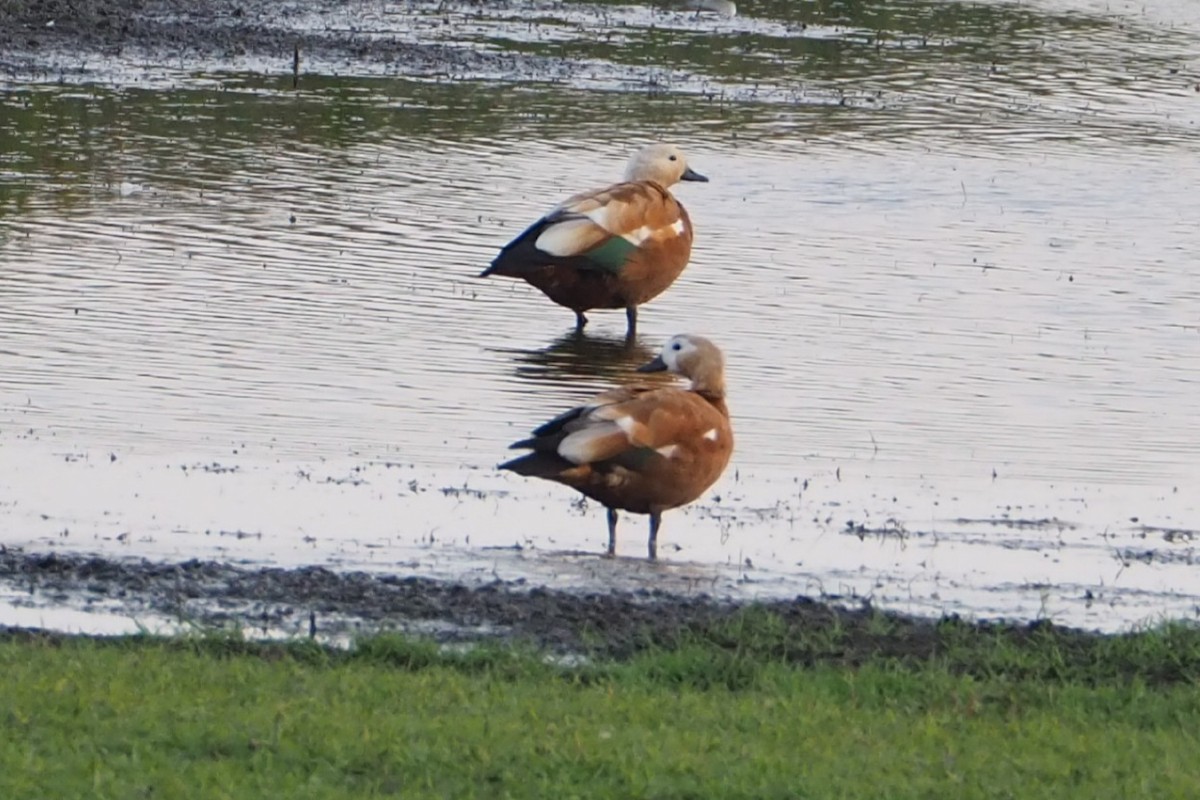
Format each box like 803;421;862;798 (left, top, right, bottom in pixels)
574;310;589;331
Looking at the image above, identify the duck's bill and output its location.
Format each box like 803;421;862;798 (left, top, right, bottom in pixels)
637;355;669;372
681;167;709;182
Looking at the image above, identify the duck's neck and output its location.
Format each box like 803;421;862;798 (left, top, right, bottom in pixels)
702;393;730;418
689;368;728;413
627;170;671;190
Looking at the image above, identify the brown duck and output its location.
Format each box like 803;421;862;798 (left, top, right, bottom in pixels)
499;334;733;560
479;144;708;335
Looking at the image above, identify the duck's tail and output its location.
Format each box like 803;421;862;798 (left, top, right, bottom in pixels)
497;451;571;478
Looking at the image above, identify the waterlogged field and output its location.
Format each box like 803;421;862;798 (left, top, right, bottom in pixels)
2;0;1200;632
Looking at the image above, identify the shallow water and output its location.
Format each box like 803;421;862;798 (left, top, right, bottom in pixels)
2;0;1199;632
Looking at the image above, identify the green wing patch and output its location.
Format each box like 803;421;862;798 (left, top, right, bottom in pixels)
609;446;663;471
584;236;637;273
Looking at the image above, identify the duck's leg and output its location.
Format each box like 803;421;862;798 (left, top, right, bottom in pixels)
574;310;589;331
625;305;638;336
605;507;619;557
647;512;661;561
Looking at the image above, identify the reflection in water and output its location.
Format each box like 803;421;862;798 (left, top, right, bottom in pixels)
497;330;660;391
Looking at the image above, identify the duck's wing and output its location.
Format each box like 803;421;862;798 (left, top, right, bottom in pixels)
481;181;687;277
510;384;656;449
502;387;723;475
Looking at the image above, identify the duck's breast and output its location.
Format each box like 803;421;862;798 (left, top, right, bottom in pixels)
612;201;694;305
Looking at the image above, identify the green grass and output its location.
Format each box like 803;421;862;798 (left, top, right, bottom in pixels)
2;618;1199;799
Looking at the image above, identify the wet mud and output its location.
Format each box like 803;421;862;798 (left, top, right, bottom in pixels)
0;546;1137;666
0;0;542;78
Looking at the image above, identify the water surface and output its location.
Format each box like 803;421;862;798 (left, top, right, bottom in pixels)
2;0;1199;631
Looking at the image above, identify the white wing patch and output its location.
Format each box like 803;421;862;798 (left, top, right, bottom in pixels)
583;204;616;231
703;428;719;442
656;444;680;459
535;218;596;257
558;424;618;464
621;218;686;247
620;225;654;246
615;415;639;438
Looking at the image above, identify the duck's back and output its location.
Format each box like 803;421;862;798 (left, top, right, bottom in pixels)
561;387;732;514
483;180;695;311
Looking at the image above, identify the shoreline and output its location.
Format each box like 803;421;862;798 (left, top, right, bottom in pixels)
0;545;1151;659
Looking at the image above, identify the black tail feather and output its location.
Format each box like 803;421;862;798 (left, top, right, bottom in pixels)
508;423;572;453
480;210;604;278
480;216;555;278
531;405;586;437
498;451;573;478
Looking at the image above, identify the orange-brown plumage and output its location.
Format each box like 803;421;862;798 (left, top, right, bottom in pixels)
500;334;733;560
480;144;708;334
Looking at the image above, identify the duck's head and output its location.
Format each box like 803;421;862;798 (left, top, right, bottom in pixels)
624;144;708;187
638;333;725;395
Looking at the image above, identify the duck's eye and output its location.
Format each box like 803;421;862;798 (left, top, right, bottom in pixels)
671;342;682;351
668;155;678;161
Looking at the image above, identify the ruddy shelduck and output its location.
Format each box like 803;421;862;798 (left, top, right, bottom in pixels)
500;334;733;560
480;144;708;335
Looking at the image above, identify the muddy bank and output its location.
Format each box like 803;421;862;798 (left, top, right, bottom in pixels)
0;0;544;78
0;546;884;656
0;546;1161;674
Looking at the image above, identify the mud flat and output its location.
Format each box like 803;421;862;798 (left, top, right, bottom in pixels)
3;546;1186;673
0;0;555;80
0;546;921;655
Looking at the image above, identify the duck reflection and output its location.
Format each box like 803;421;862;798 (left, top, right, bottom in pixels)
495;330;672;391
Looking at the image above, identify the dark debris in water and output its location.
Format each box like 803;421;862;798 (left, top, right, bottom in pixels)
1138;525;1198;544
843;518;908;540
1116;547;1197;567
953;516;1077;530
184;462;240;475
